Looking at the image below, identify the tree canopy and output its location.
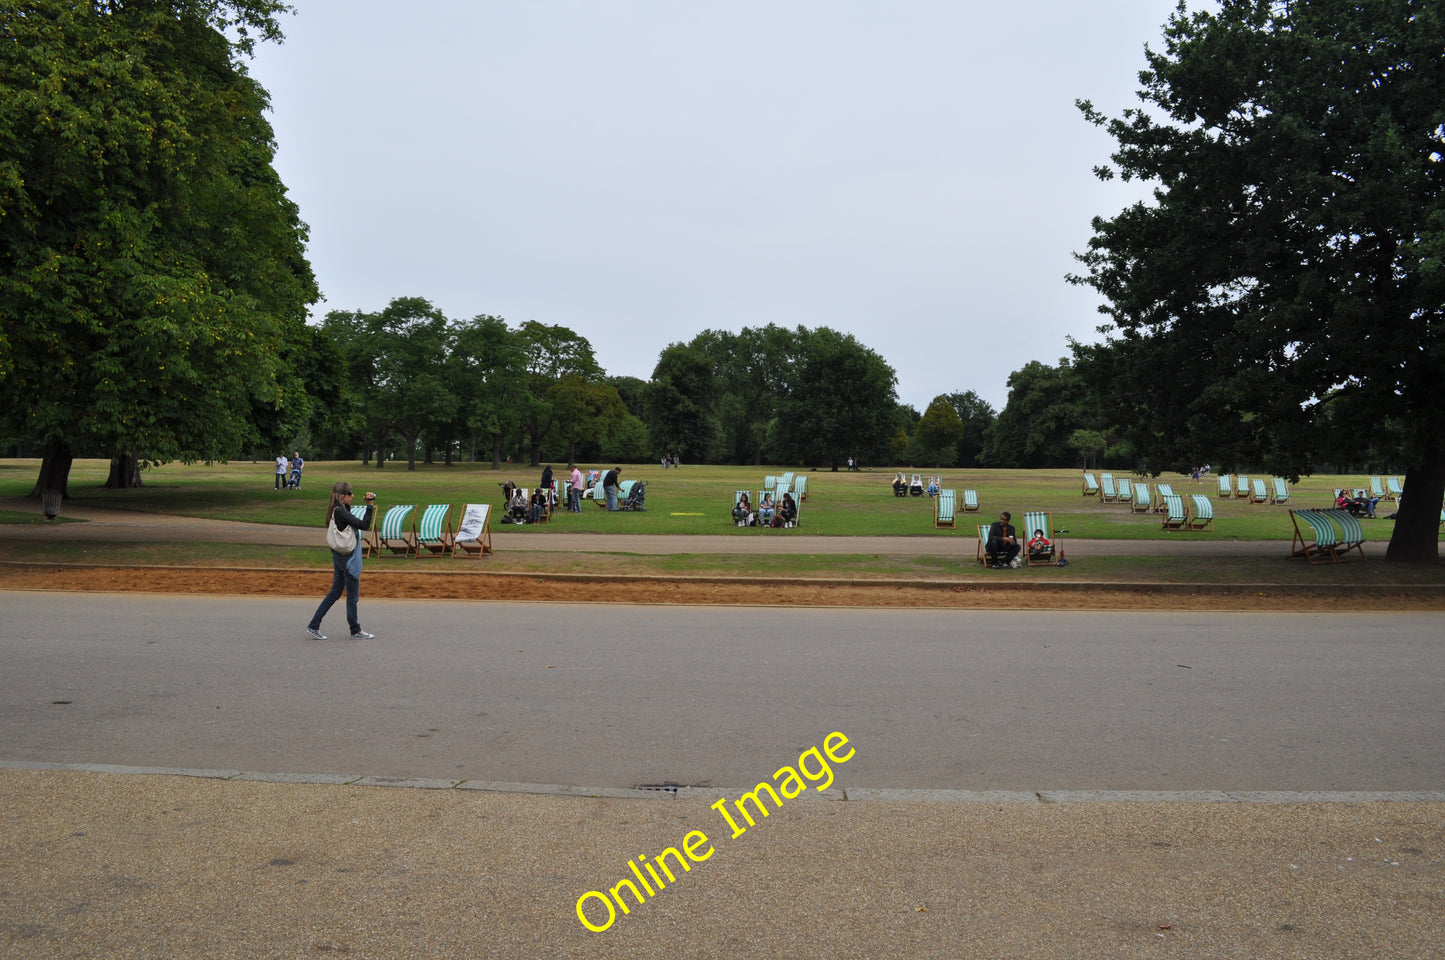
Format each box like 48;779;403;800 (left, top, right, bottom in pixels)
0;0;317;493
1071;0;1445;562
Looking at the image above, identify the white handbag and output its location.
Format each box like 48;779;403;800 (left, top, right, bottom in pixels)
325;514;357;553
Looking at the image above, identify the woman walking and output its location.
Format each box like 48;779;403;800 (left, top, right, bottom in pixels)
306;481;377;640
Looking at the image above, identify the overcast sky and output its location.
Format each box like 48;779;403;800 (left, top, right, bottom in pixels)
246;1;1183;412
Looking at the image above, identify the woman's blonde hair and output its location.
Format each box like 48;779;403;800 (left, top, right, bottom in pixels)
325;481;352;524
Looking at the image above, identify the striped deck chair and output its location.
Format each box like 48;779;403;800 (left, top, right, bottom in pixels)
1250;478;1268;503
1186;494;1214;531
1082;473;1099;496
1235;475;1251;499
764;476;777;494
1369;477;1386;500
962;489;980;512
1217;474;1233;498
376;504;417;558
794;476;808;501
452;504;493;558
1386;476;1403;500
1117;477;1132;503
414;504;453;558
975;524;991;565
1100;473;1118;502
1324;508;1366;561
1022;510;1057;566
1131;481;1151;512
1290;509;1336;562
780;472;795;491
1153;483;1175;513
1270;477;1291;504
1160;494;1188;530
934;490;956;528
355;503;379;558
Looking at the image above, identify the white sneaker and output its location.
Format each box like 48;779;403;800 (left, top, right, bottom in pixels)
305;627;326;640
351;630;374;640
1011;557;1022;568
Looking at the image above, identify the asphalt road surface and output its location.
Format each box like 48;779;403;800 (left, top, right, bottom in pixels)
1;591;1440;792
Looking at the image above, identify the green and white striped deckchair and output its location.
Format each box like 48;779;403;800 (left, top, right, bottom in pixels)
732;490;751;526
1153;483;1175;513
1217;474;1233;498
1386;476;1403;500
793;476;808;501
763;476;777;493
1290;509;1337;562
376;504;416;558
1082;473;1099;496
1117;477;1133;503
1131;482;1151;512
962;489;980;512
1369;477;1386;499
1270;477;1291;504
1250;478;1268;503
1290;509;1364;563
1100;473;1118;502
414;504;453;558
1186;494;1214;531
1160;494;1187;530
452;503;493;558
780;472;795;491
1022;510;1057;565
1324;508;1366;561
934;490;956;528
1235;475;1250;499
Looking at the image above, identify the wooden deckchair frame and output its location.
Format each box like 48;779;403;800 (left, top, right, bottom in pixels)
1082;473;1099;496
1186;494;1214;531
376;505;417;558
1100;474;1118;502
1217;474;1233;498
452;503;493;558
934;490;956;529
1131;482;1151;513
414;504;454;558
1250;478;1268;504
1235;475;1250;499
1160;495;1188;530
962;489;979;512
1022;511;1056;566
1270;478;1291;504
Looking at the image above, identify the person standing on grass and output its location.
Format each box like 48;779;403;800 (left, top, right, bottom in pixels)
602;466;622;511
307;482;376;640
568;463;584;512
274;453;288;490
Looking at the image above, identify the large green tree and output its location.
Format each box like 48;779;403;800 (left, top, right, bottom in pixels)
515;321;600;466
1;0;316;495
1071;0;1445;562
981;360;1091;468
774;327;898;469
643;342;719;463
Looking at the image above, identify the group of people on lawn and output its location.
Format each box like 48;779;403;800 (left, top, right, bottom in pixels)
733;491;797;528
891;473;942;497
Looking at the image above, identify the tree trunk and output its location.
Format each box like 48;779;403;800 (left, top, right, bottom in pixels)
491;435;502;470
1385;444;1445;564
104;453;144;488
29;441;73;500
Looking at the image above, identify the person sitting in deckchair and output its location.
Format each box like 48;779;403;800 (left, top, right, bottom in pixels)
507;487;529;524
892;473;907;497
758;492;775;525
986;511;1021;568
926;476;941;498
779;492;798;527
1027;528;1053;562
733;493;754;527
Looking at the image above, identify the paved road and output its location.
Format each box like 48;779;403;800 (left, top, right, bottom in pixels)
2;592;1439;791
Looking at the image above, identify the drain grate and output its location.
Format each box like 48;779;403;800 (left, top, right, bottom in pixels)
634;782;682;796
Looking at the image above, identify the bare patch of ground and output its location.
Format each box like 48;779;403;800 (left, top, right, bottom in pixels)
1;565;1442;610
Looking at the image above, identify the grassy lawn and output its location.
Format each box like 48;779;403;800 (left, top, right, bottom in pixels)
0;458;1406;542
1;538;1443;585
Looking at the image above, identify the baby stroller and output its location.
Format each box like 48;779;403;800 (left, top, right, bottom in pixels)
621;481;647;511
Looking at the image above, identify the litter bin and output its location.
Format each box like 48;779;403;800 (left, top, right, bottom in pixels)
42;491;60;519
